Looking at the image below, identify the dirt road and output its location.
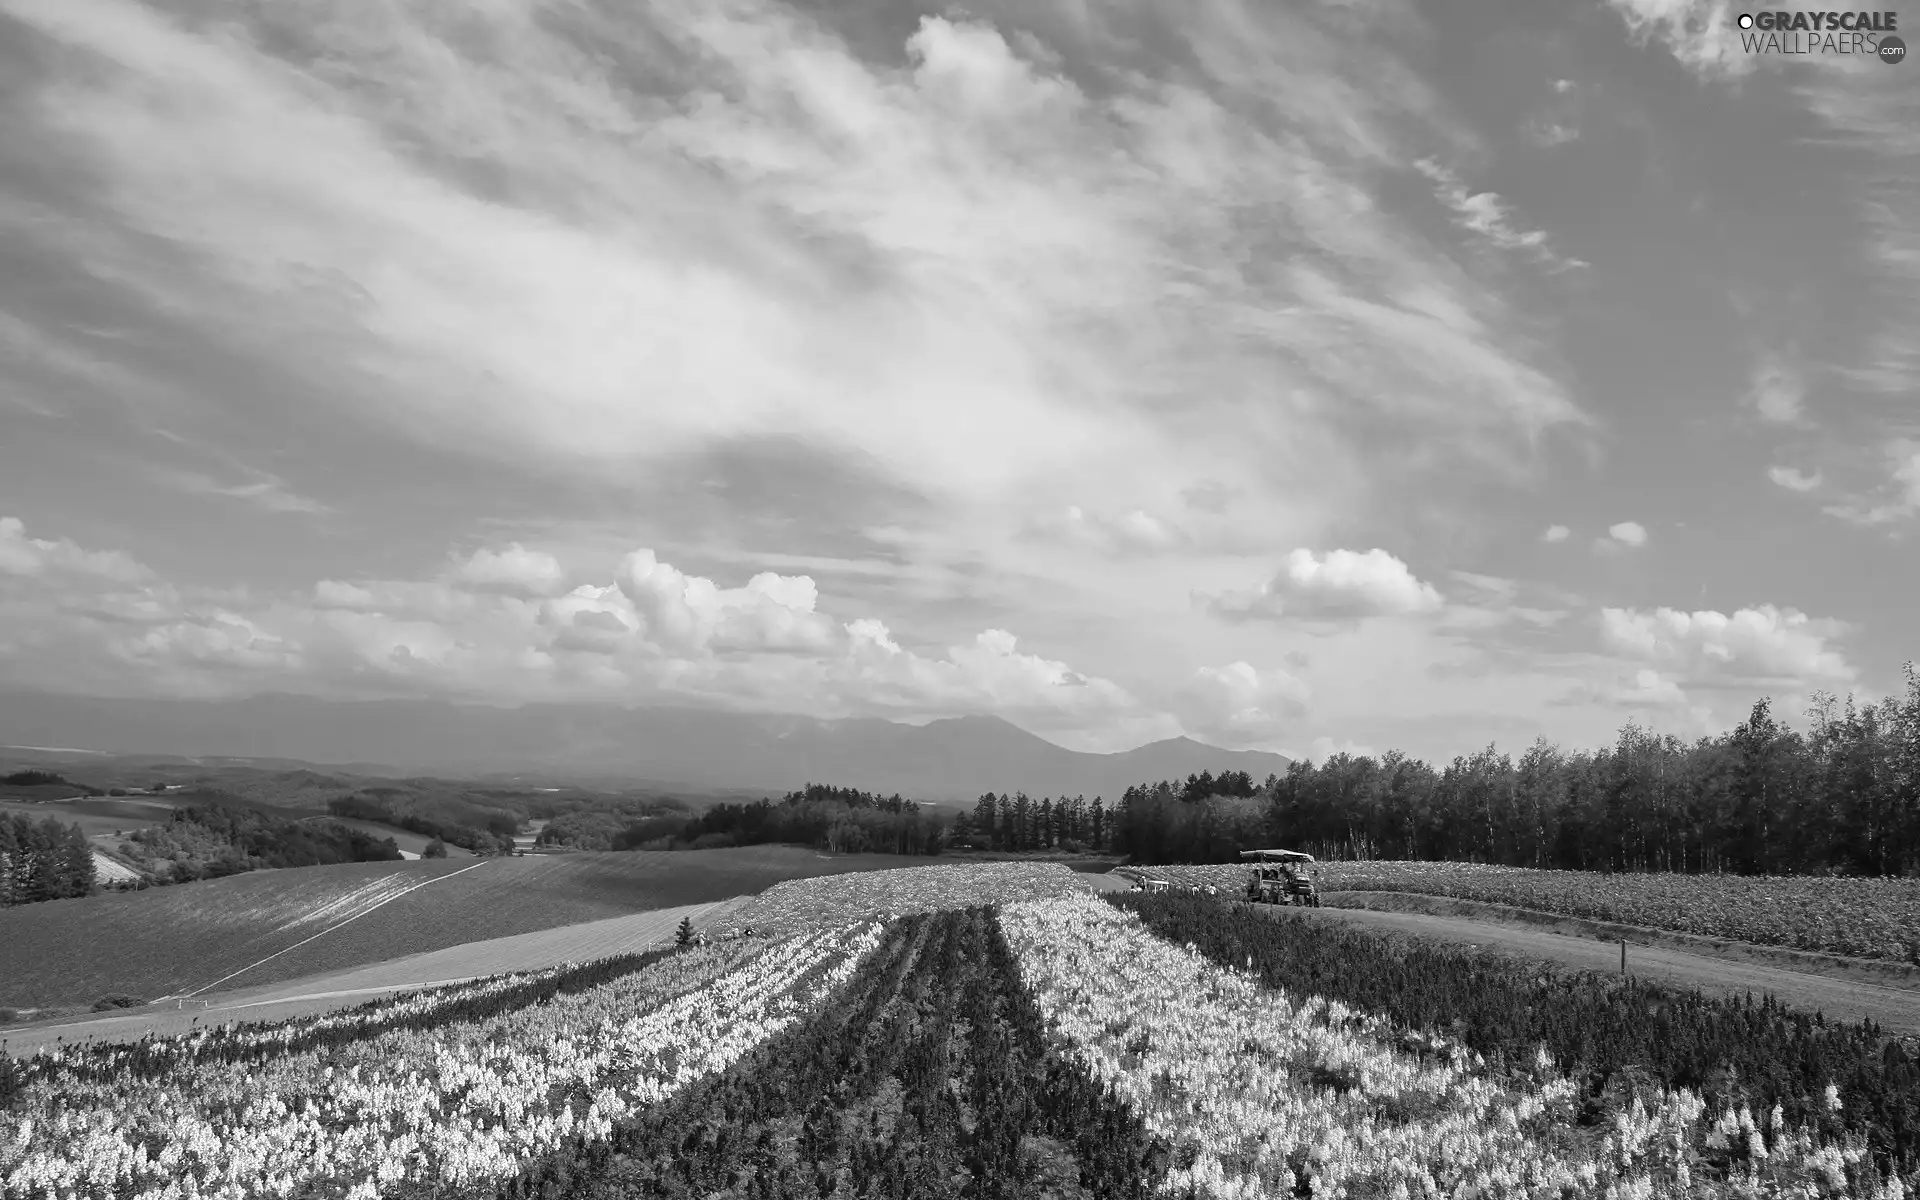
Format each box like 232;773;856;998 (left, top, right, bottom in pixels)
1;896;751;1057
1284;904;1920;1035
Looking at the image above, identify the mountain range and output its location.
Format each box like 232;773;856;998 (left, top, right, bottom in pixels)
0;692;1292;803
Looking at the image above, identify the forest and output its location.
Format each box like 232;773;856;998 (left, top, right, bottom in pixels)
111;800;406;883
0;813;95;906
326;792;519;856
533;784;950;856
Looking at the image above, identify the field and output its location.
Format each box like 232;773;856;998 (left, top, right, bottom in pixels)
0;896;756;1055
0;796;176;837
1146;860;1920;964
0;845;937;1010
9;866;1920;1198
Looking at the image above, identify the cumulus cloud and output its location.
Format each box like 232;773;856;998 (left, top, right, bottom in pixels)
1769;465;1822;493
1604;0;1752;79
1600;604;1855;687
450;543;570;599
1203;548;1445;624
1172;662;1311;749
617;550;838;656
0;516;149;583
1746;354;1808;426
0;515;1170;736
1542;524;1571;543
1596;521;1648;551
313;580;378;611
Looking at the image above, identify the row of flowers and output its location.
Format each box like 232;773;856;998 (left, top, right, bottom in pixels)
705;860;1097;938
1143;860;1920;962
998;892;1895;1199
1;923;883;1200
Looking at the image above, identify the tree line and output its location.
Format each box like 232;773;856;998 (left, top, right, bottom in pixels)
1111;671;1920;875
325;793;519;856
112;801;406;883
597;783;947;856
0;813;96;906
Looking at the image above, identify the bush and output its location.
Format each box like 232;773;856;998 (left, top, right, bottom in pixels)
90;994;145;1012
422;838;448;859
0;1007;18;1024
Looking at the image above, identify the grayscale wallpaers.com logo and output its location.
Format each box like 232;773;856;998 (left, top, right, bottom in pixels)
1734;11;1906;60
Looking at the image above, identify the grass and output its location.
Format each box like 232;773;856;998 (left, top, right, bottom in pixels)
0;844;934;1009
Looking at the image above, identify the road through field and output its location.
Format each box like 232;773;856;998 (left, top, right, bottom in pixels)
1276;904;1920;1035
0;895;754;1057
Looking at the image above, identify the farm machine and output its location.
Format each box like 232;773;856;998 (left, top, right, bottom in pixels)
1241;848;1320;907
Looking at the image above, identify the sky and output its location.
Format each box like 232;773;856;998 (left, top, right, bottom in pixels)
0;0;1914;766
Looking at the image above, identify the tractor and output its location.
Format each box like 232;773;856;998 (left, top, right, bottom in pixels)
1241;848;1320;907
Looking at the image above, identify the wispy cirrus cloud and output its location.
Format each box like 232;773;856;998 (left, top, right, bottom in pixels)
1414;157;1589;274
154;467;330;516
0;0;1588;570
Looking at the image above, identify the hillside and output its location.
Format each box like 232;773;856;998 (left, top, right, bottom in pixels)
0;846;934;1010
0;692;1292;801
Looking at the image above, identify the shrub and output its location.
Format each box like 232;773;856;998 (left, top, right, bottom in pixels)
422;838;448;859
90;994;145;1012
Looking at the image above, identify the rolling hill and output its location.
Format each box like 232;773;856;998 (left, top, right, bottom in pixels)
0;846;936;1010
0;692;1291;802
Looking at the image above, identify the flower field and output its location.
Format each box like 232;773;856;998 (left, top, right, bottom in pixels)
704;859;1097;937
1002;892;1897;1198
462;906;1169;1200
12;860;1920;1198
1147;860;1920;962
1;925;880;1198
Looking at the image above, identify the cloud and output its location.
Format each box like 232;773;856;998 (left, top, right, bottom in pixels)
0;516;1172;733
1604;0;1751;80
155;468;329;516
451;543;569;599
1605;518;1651;549
1523;120;1580;148
1413;158;1587;273
1599;604;1855;687
1821;439;1920;526
1769;465;1822;493
1542;524;1571;543
1551;667;1690;709
1173;661;1311;749
1023;506;1185;556
0;0;1591;593
1202;548;1445;624
1303;736;1378;765
313;580;378;611
1745;353;1808;426
0;516;149;583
